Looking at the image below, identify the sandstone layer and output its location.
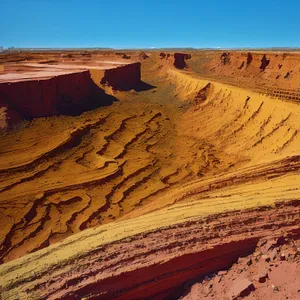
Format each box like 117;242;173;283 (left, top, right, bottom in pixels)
0;200;299;299
0;60;142;128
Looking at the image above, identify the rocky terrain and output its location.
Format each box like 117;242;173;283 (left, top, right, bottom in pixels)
181;232;300;300
0;50;299;299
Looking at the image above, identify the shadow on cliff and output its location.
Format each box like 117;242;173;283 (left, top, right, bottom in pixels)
100;78;156;92
56;80;118;117
133;81;156;92
99;62;156;92
174;53;192;70
0;72;119;126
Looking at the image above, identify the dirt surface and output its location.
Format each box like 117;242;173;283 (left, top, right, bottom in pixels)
0;50;299;299
181;233;300;300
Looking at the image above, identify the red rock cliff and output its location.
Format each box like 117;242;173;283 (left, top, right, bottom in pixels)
0;70;116;128
100;62;141;90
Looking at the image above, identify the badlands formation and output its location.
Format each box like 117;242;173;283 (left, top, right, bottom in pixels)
0;50;300;299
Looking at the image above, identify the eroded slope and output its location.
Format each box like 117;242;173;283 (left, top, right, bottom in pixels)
0;51;300;299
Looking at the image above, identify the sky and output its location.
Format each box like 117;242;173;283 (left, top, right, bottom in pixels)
1;0;300;49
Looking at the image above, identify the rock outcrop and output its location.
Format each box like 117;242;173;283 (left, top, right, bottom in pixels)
122;54;131;59
188;51;300;100
139;52;149;59
181;233;300;300
260;54;270;71
0;62;142;128
100;62;141;90
220;52;231;65
174;53;191;69
0;71;115;128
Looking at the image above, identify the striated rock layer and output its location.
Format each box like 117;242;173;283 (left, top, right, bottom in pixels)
1;52;300;264
188;51;300;101
181;233;300;300
100;62;141;90
0;200;299;299
0;62;142;128
0;70;110;128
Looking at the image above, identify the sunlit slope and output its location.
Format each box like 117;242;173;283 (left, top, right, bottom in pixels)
169;68;300;166
0;180;299;299
123;67;300;218
1;52;300;266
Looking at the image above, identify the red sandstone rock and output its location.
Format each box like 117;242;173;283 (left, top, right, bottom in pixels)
122;54;131;59
0;100;22;129
261;239;276;253
218;270;227;276
255;272;268;283
139;52;149;59
280;253;286;260
261;254;271;262
276;236;286;246
270;248;278;260
0;71;93;120
182;233;300;300
228;278;255;299
101;62;141;90
286;249;297;259
0;62;142;127
271;284;279;292
220;52;231;65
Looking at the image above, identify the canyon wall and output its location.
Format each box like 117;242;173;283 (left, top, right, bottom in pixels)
0;62;142;128
0;71;108;128
188;51;300;100
205;52;300;83
99;62;141;90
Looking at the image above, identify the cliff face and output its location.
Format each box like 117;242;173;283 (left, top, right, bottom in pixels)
0;71;114;128
0;62;143;129
0;99;22;128
188;51;300;97
0;63;141;128
100;62;141;90
213;52;280;75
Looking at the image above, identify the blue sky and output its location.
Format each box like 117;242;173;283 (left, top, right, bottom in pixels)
1;0;299;49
